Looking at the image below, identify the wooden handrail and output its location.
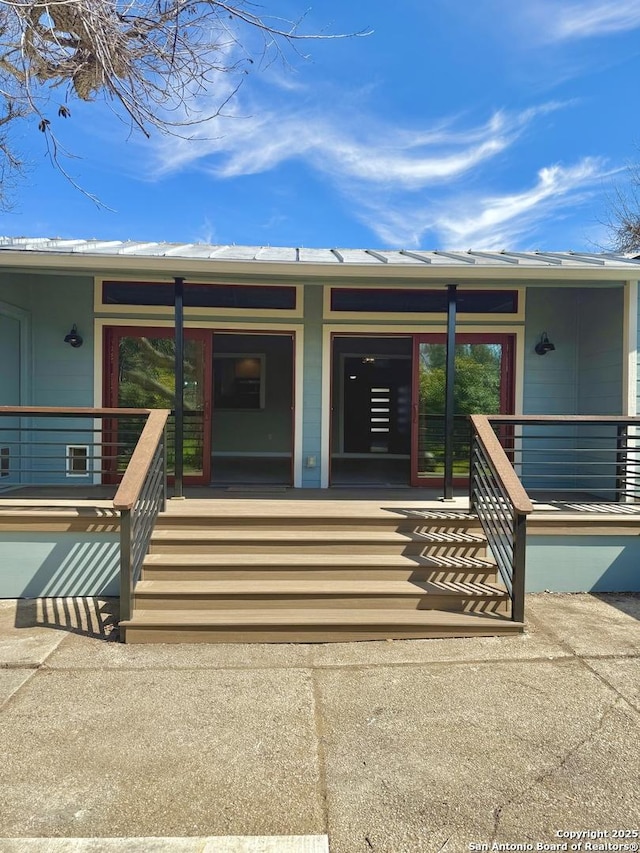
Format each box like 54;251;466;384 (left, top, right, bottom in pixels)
469;415;533;516
488;415;640;424
113;409;170;511
0;406;152;416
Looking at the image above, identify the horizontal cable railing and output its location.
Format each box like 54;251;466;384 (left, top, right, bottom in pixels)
0;406;169;635
469;415;533;623
416;413;473;476
487;415;640;503
114;409;169;624
0;406;152;487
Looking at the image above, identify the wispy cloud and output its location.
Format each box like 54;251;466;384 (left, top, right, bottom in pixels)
152;98;564;192
146;84;603;250
531;0;640;41
194;216;217;245
355;158;613;249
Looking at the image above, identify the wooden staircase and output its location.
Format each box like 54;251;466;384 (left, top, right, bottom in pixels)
119;505;524;643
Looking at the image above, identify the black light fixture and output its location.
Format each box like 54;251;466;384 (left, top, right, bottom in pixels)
535;331;555;356
64;324;83;348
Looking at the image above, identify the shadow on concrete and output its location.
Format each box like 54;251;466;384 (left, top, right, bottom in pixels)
15;597;120;641
591;592;640;622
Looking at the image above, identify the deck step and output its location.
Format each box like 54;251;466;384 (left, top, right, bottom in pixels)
133;578;508;611
149;528;488;555
154;517;484;533
151;529;485;542
122;505;520;644
142;551;497;582
155;509;481;526
120;607;523;643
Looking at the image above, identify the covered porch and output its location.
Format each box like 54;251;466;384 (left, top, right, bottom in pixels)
1;407;640;642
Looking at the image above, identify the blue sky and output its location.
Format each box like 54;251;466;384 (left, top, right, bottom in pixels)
2;0;640;251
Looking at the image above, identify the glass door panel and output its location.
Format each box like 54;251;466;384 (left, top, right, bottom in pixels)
412;335;513;485
106;328;211;483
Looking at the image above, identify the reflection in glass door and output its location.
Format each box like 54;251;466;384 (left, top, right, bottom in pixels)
105;327;211;483
412;334;513;486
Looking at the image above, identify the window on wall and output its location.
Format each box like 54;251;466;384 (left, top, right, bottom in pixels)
213;355;265;409
102;281;297;310
330;288;519;314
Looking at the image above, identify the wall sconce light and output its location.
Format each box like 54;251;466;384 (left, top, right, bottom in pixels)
64;324;83;348
535;331;555;356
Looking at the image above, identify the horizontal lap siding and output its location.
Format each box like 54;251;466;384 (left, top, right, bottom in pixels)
577;290;623;497
527;534;640;592
30;276;95;408
524;288;579;414
302;286;323;487
0;272;94;408
522;289;579;490
0;273;95;486
0;531;119;597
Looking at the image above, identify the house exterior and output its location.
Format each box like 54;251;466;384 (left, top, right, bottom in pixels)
1;237;640;629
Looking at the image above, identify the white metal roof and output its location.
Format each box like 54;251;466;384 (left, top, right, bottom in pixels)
1;236;640;270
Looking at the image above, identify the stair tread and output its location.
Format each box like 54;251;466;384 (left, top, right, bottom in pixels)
158;506;478;521
122;607;520;628
151;529;483;543
144;552;496;569
135;578;507;597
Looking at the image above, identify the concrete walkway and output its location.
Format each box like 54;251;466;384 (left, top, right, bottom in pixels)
0;594;639;853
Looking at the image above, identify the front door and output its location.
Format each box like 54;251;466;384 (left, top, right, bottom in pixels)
411;334;514;486
104;326;212;484
330;336;413;486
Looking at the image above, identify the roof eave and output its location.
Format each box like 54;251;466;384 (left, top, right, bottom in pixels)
0;249;638;282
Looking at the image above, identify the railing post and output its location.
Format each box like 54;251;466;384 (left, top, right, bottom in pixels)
468;428;476;514
511;510;527;623
443;284;457;500
162;426;168;513
174;276;185;499
119;509;133;630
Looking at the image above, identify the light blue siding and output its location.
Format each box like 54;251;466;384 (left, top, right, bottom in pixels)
30;276;94;407
0;272;94;407
0;273;629;492
524;288;579;415
523;286;623;415
0;273;95;486
0;532;119;597
522;287;623;495
526;535;640;592
577;288;623;414
0;279;31;311
302;285;323;487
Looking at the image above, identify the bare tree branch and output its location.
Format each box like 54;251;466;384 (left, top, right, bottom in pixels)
605;161;640;254
0;1;370;209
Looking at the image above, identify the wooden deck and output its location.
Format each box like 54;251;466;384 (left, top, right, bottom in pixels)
2;490;640;643
117;497;520;642
3;485;640;534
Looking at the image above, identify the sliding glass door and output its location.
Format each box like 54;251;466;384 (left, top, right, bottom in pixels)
411;334;514;486
104;327;211;483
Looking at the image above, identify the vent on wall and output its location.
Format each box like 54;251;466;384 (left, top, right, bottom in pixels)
66;445;90;477
0;447;8;477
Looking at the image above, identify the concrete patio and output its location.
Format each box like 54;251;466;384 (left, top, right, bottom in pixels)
0;593;639;852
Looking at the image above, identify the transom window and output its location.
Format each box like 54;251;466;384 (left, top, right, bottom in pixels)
102;281;297;310
330;288;518;314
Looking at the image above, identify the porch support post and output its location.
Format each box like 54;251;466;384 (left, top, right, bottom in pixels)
173;276;185;499
443;284;457;500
